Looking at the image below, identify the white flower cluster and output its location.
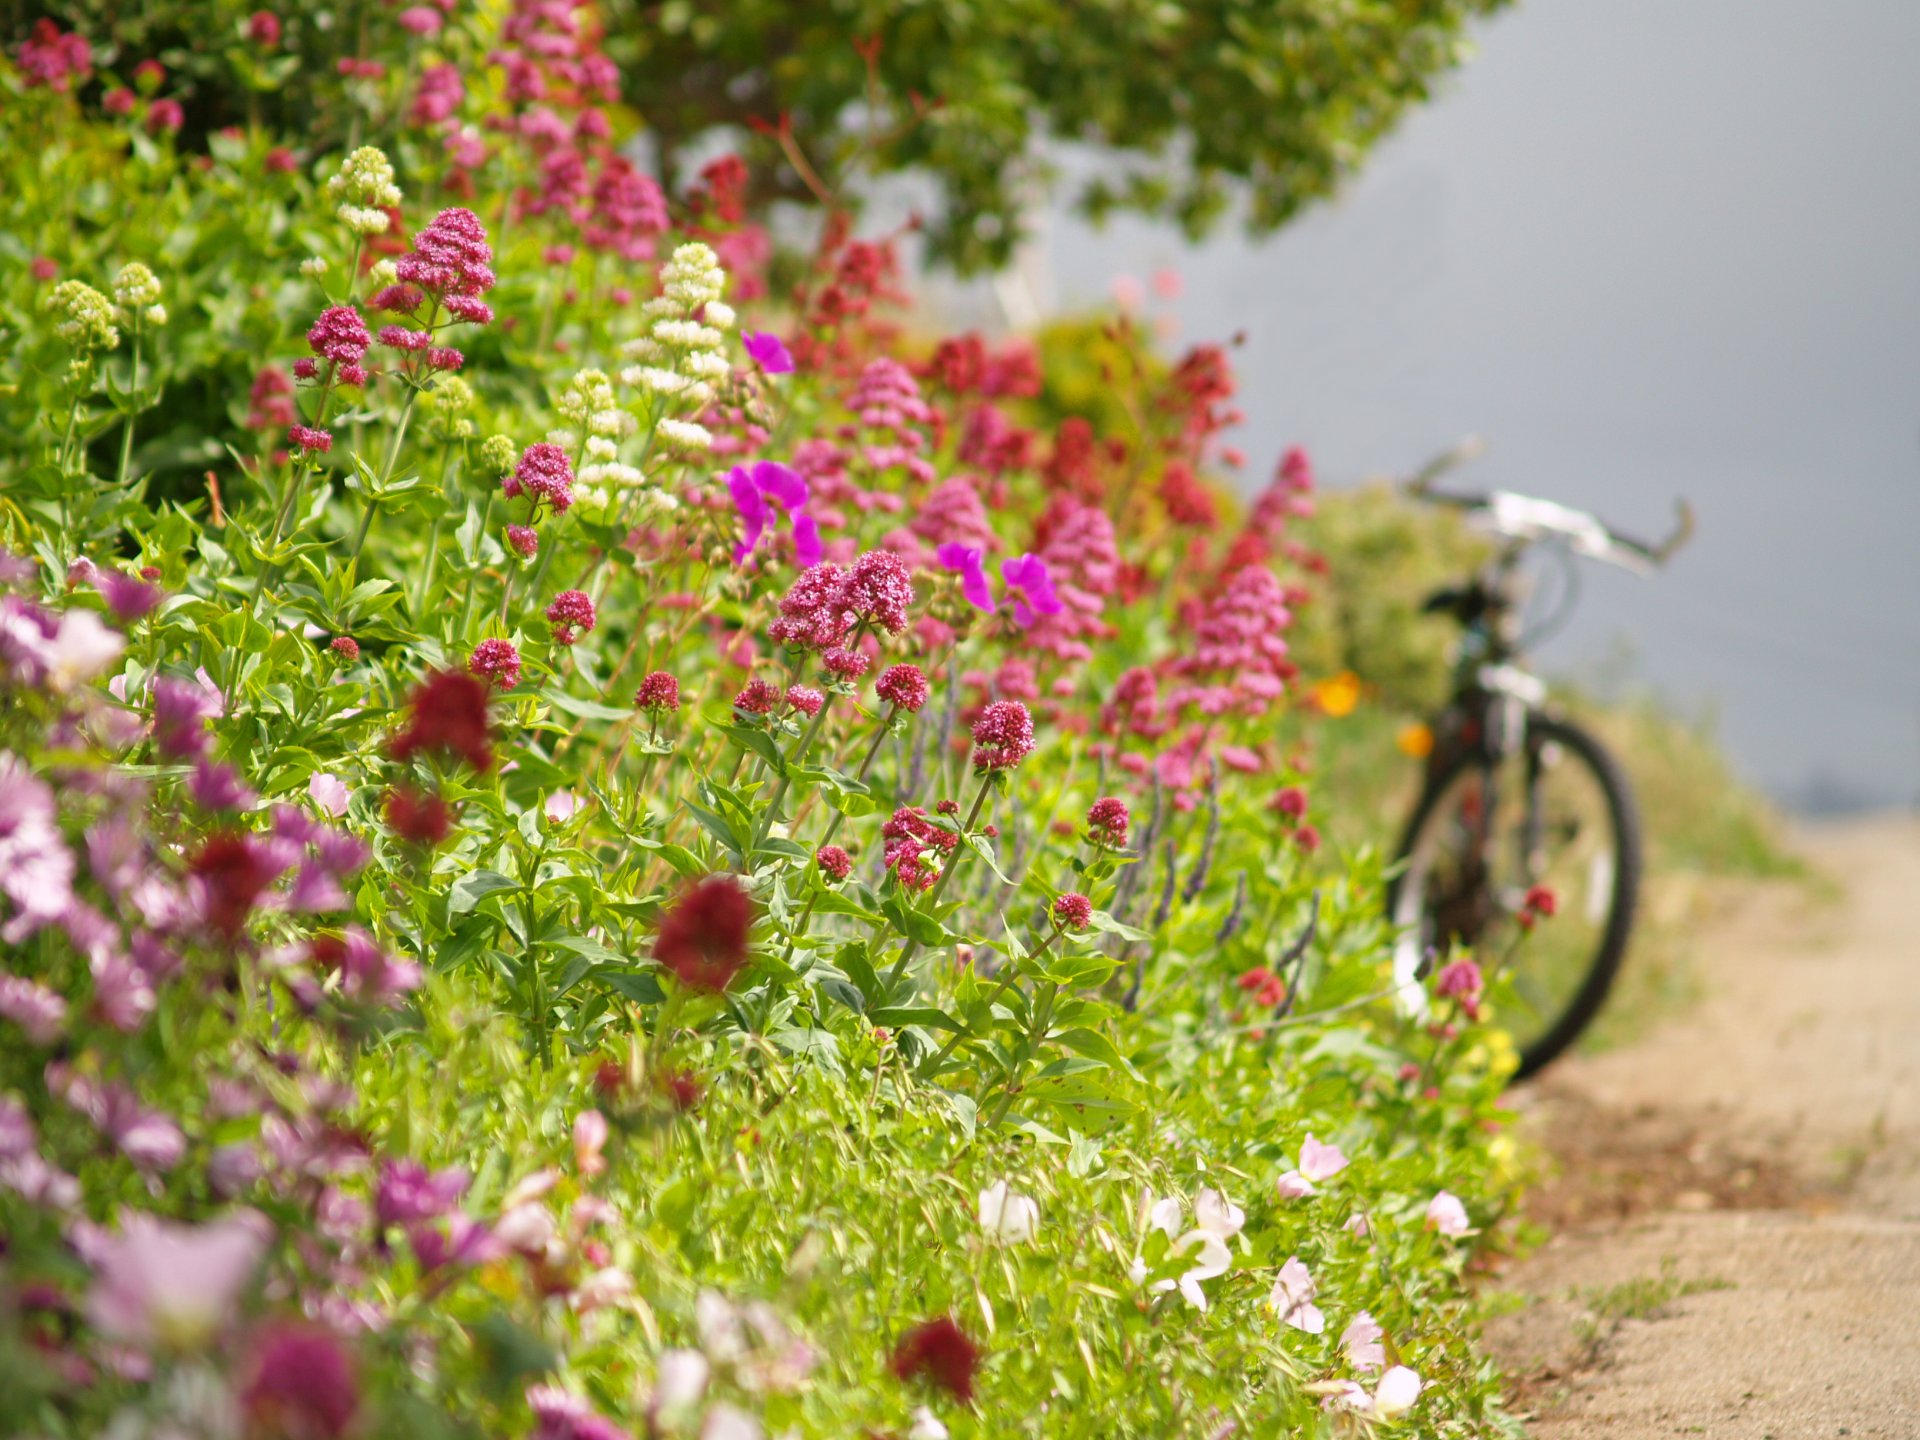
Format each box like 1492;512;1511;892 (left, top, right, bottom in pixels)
420;373;476;441
551;368;660;516
324;146;403;236
48;280;120;354
619;242;733;452
111;262;167;327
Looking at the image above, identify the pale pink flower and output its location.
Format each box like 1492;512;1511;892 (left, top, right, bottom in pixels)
86;1210;269;1349
544;790;580;824
1277;1133;1350;1197
1425;1190;1470;1237
1372;1366;1423;1418
1341;1311;1385;1370
1268;1256;1325;1334
308;771;350;818
1343;1211;1370;1238
573;1110;608;1176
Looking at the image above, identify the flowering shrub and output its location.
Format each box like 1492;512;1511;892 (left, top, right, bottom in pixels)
1;11;1525;1438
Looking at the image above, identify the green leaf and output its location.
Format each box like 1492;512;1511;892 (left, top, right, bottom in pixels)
448;869;518;915
1053;1026;1138;1077
869;1005;963;1034
596;968;666;1005
542;687;634;722
718;722;784;774
1089;910;1150;942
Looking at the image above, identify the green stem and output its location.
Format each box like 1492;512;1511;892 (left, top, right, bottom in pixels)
349;387;419;573
457;489;494;643
987;980;1058;1127
114;329;141;489
925;927;1061;1073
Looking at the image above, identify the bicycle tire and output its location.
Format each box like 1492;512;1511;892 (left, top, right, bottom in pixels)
1389;714;1641;1080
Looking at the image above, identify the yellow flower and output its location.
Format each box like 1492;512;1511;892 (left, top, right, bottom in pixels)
1396;722;1435;758
1314;670;1362;718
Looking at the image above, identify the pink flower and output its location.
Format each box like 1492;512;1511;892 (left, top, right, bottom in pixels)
970;700;1035;772
93;568;163;623
189;758;255;811
289;424;332;453
1425;1190;1470;1236
823;646;870;682
240;1322;360;1438
506;524;539;558
311;928;420;1005
1052;892;1092;929
935;543;994;613
728;460;819;568
306;305;372;368
375;1159;468;1228
150;675;219;759
506;443;574;513
1268;1256;1324;1333
544;790;581;824
468;638;521;690
397;4;442;34
0;759;77;948
393;207;496;317
734;678;781;716
545;589;596;645
0;972;68;1046
816;845;852;881
874;663;930;714
1277;1133;1350;1197
1086;797;1129;850
841;550;915;634
246;10;282;47
308;772;350;818
635;671;680;712
768;562;851;651
17;20;93;92
743;330;794;374
1340;1311;1385;1371
573;1110;608;1176
785;684;824;717
999;553;1062;627
86;1210;269;1349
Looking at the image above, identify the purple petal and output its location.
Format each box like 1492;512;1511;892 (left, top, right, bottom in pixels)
743;330;795;374
752;460;808;514
936;544;996;614
1002;553;1064;616
792;512;824;569
727;467;767;563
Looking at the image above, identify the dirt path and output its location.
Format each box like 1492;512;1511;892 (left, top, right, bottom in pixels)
1484;817;1920;1438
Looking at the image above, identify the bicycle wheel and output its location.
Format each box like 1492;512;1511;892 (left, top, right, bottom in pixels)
1388;715;1640;1079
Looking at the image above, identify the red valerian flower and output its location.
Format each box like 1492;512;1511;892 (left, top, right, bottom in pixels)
390;669;494;772
1237;966;1288;1008
890;1315;981;1403
733;678;781;716
384;787;452;846
816;845;852;881
1434;957;1484;1020
239;1322;360;1440
635;671;680;712
1270;785;1308;820
310;927;421;1005
1051;892;1093;929
874;663;929;713
191;833;289;937
1293;824;1322;854
769;562;852;651
506;524;539;558
1523;884;1558;919
785;684;825;717
841;549;915;634
504;442;575;513
822;646;870;682
288;424;333;453
468;638;521;690
545;589;596;645
328;636;360;662
1086;797;1130;850
970;700;1035;772
653;875;755;992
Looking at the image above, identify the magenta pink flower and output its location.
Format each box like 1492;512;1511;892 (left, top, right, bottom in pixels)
842;550;915;634
506;524;539;558
823;646;870;681
393;206;496;318
189;758;256;812
545;589;596;645
936;542;994;613
785;684;824;717
468;638;521;690
768;563;852;652
288;424;332;453
246;11;281;47
0;972;67;1046
305;305;372;374
882;807;955;893
505;443;574;514
1086;797;1130;850
635;671;679;712
17;20;93;92
971;700;1035;772
816;845;852;881
311;928;421;1006
397;4;442;34
240;1322;360;1439
728;460;820;568
875;663;930;714
1052;892;1093;929
733;678;781;716
743;330;795;374
374;1159;468;1228
150;675;219;759
93;568;163;622
1000;553;1063;627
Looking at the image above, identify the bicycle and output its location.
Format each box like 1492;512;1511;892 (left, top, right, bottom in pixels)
1386;441;1694;1079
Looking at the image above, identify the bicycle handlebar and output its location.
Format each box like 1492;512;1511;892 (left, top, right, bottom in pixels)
1402;438;1694;573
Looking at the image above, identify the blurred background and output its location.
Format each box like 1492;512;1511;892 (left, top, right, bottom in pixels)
939;0;1920;815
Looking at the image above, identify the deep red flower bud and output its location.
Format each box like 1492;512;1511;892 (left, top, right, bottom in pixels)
385;787;452;847
890;1315;981;1403
653;875;755;992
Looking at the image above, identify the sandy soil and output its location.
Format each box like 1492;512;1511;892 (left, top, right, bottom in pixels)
1483;817;1920;1439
